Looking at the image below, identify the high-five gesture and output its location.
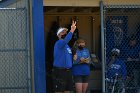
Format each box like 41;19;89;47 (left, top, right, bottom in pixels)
70;20;76;33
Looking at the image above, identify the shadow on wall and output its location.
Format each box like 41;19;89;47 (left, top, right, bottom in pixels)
46;21;59;93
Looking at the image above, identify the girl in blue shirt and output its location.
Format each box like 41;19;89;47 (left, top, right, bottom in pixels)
72;38;91;93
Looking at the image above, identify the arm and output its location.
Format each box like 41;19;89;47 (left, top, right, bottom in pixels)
73;54;80;64
58;21;76;48
57;32;73;48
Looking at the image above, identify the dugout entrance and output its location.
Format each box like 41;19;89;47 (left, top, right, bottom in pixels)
44;6;102;93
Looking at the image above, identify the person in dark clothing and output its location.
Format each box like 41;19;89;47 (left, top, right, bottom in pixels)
52;21;76;93
125;37;140;88
126;37;140;61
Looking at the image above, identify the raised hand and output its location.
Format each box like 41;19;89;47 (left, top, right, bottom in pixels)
70;20;76;33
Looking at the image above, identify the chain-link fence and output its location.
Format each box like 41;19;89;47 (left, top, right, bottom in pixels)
0;0;31;93
104;5;140;93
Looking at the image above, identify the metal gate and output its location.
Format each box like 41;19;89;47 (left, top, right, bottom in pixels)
103;4;140;93
0;0;31;93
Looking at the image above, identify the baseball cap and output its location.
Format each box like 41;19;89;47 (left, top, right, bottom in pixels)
57;27;68;36
111;48;120;54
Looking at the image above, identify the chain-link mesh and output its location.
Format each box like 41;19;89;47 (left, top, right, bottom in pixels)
0;0;31;93
104;5;140;93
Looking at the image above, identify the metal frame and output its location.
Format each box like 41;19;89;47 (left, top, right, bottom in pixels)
100;1;106;93
103;3;140;93
32;0;46;93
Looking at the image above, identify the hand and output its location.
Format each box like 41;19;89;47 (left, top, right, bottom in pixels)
84;58;90;63
70;20;76;33
80;57;90;63
73;54;77;61
80;57;85;62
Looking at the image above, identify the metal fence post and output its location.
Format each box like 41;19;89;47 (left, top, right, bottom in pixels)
100;1;106;93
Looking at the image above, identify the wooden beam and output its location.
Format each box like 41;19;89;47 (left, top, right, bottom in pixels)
43;0;140;7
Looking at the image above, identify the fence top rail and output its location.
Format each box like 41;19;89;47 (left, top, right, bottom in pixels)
104;5;140;9
0;8;16;9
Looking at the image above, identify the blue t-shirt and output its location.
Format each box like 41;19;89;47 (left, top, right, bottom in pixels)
72;48;90;76
53;32;73;68
106;59;127;80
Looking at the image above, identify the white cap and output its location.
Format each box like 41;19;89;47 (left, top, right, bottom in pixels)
57;27;68;36
111;48;120;54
